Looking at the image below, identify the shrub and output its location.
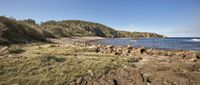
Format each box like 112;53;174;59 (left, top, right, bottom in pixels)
0;16;47;44
41;20;119;38
39;54;66;63
9;45;25;53
41;30;56;38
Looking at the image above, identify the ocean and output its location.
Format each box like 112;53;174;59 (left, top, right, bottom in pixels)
95;37;200;51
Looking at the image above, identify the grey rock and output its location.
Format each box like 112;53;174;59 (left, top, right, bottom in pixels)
189;58;197;62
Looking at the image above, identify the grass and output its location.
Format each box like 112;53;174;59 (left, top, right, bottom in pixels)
9;45;25;53
0;16;47;44
38;54;66;63
0;43;131;85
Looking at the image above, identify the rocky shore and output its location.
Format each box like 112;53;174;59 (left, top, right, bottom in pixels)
48;37;200;85
0;37;200;85
94;44;200;61
51;37;200;61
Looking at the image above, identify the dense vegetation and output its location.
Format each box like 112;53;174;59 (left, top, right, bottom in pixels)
0;16;47;44
118;31;165;38
0;16;165;44
41;20;119;38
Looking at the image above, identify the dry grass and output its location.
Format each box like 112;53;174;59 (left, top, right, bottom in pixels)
9;45;25;54
0;43;130;85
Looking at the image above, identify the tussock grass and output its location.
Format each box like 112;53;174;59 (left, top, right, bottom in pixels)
0;16;47;44
39;54;66;63
0;43;130;85
9;45;25;54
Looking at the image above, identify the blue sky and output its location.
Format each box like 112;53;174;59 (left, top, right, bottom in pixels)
0;0;200;37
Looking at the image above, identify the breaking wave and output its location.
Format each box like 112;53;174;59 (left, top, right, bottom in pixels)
190;39;200;42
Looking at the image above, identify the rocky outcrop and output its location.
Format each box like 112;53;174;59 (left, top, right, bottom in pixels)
94;45;148;57
74;44;200;85
93;44;199;60
50;38;200;64
38;38;200;85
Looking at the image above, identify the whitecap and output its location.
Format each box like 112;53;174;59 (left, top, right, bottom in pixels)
190;39;200;42
131;40;137;42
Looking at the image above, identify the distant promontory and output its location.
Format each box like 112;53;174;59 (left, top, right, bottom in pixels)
0;16;165;44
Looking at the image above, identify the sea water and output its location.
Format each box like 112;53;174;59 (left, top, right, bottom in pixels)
95;37;200;51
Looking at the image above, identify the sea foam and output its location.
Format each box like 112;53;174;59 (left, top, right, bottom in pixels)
190;39;200;42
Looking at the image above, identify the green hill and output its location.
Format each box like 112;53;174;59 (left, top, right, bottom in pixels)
118;31;165;38
41;20;165;38
41;20;119;38
0;16;165;44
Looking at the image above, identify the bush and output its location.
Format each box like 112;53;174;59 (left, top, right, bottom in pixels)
41;20;119;38
9;45;25;53
0;16;47;44
42;26;69;37
41;30;56;38
39;54;66;63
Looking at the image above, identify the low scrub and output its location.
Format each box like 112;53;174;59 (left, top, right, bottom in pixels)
0;16;46;44
9;45;25;53
0;16;165;45
39;54;66;63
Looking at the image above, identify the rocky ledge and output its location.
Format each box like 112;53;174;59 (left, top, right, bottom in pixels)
94;44;200;60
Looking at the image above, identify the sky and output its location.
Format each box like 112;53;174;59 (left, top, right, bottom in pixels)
0;0;200;37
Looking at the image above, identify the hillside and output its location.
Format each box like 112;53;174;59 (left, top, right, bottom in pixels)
0;16;47;44
41;20;165;38
0;16;165;44
41;20;119;38
118;31;165;38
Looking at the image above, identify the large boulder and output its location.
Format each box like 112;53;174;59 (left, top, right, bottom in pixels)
137;46;146;54
126;45;133;49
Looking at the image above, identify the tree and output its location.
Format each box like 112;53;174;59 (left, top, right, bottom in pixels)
23;19;36;24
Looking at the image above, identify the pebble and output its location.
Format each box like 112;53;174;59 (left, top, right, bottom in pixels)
88;70;93;76
126;45;133;49
189;58;197;62
8;55;13;58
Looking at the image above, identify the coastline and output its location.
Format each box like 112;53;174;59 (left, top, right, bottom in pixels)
0;37;200;85
52;37;200;84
